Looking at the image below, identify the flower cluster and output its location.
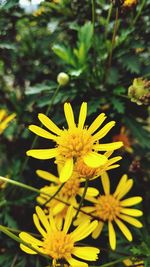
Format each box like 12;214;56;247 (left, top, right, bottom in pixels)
19;102;143;266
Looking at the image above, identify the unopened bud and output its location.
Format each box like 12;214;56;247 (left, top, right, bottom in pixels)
57;72;69;86
128;78;150;105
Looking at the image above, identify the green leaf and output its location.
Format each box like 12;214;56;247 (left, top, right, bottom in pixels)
25;83;56;95
125;117;150;149
111;97;125;114
77;21;93;52
121;54;141;74
52;44;76;67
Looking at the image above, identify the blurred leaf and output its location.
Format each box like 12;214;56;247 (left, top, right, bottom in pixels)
121;54;141;74
111;97;125;114
25;83;56;95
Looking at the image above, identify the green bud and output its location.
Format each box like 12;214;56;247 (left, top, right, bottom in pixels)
128;78;150;105
57;72;69;86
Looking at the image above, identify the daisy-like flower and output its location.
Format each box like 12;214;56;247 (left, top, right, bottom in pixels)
36;168;99;229
26;102;123;182
76;172;143;250
0;109;16;135
19;206;100;267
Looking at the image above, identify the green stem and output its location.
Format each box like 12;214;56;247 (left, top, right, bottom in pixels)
0;225;50;259
42;182;65;207
20;84;60;175
0;176;101;221
104;3;113;39
73;179;89;221
107;7;119;69
91;0;98;78
132;0;146;25
99;256;129;267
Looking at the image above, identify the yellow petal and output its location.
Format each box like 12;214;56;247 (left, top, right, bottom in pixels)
20;244;37;254
59;158;73;182
119;214;143;228
113;174;128;197
121;197;142;207
0;110;7;121
107;156;122;166
101;172;110;195
121;208;143;217
35;206;50;233
63;206;74;234
29;125;57;140
33;214;47;237
79;187;99;197
19;232;43;246
38;113;62;135
67;256;88;267
115;218;132;241
88;113;106;134
108;221;116;250
26;148;59;160
92;222;104;239
72;246;100;261
64;103;75;128
83;152;107;168
94;142;123;151
117;179;133;200
36;169;59;183
71;220;98;242
93;121;115;141
78;102;87;129
49;212;57;231
52;202;65;216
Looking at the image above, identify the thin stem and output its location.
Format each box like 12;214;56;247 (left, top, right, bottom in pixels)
99;256;128;267
91;0;98;78
132;0;146;25
73;178;89;221
104;3;113;39
0;176;101;221
42;182;65;207
0;225;50;259
20;84;60;175
10;254;18;267
107;7;119;69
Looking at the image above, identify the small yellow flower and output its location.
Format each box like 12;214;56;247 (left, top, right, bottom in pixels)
123;258;144;267
77;172;143;250
123;0;138;8
36;168;99;228
19;206;100;267
26;102;123;182
0;109;16;135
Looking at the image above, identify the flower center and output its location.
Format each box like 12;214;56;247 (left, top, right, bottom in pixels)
60;174;80;198
75;159;99;179
57;128;94;159
43;231;74;259
95;195;121;221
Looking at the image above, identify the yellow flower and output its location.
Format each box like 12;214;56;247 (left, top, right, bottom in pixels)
123;258;144;267
123;0;138;8
0;109;16;135
36;168;99;228
27;102;123;182
77;172;143;250
19;206;100;267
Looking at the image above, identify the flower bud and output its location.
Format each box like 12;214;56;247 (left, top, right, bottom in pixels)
128;78;150;105
57;72;69;86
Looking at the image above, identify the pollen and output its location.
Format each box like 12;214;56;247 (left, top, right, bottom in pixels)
95;195;121;221
60;174;80;197
57;128;94;159
43;231;74;259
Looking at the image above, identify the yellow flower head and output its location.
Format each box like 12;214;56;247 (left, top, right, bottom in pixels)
19;206;100;267
0;109;16;135
123;0;138;8
78;172;143;250
36;169;99;228
27;102;123;182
